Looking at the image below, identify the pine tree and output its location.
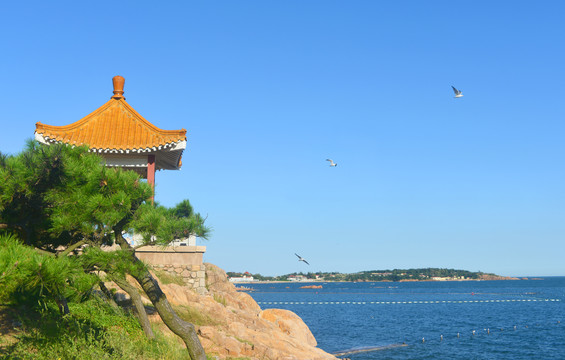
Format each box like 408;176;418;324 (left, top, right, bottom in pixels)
0;140;209;360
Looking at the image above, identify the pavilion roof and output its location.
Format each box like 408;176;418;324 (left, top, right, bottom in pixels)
34;76;187;170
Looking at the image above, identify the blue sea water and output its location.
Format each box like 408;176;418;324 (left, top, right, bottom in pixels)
243;278;565;359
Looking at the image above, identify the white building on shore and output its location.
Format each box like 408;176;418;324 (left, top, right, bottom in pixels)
229;276;255;283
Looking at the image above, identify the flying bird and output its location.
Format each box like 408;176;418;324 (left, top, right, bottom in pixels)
295;253;310;265
451;86;463;98
326;159;337;167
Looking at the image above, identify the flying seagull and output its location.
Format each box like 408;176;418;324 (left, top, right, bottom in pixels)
326;159;337;167
451;86;463;98
295;253;310;265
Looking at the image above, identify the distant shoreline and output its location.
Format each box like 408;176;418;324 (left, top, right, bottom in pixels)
227;268;542;283
232;277;544;284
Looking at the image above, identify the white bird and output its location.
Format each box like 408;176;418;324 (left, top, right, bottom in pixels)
326;159;337;167
451;86;463;98
295;253;310;265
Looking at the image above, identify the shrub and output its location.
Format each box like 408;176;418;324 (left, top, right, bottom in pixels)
0;298;186;360
0;234;97;310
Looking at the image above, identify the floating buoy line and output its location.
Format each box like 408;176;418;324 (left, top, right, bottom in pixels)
257;298;563;358
257;298;560;306
407;319;564;345
331;320;564;358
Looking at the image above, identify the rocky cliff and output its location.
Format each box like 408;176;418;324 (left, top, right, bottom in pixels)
152;263;337;360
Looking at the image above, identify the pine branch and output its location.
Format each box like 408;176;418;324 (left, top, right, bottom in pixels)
34;247;56;257
59;240;86;257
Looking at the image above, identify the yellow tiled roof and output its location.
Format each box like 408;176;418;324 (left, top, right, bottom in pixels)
35;98;186;151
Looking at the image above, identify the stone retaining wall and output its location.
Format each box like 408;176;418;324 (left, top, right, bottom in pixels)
135;246;207;295
153;263;207;295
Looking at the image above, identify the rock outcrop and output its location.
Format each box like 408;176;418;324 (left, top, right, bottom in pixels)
299;285;323;289
153;263;337;360
479;274;520;280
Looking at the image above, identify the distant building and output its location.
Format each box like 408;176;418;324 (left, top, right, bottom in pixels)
229;275;255;283
123;231;197;248
288;275;307;282
372;272;392;276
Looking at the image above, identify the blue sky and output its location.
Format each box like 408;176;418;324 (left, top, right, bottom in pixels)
1;1;564;276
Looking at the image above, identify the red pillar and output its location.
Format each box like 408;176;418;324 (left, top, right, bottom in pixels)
147;154;156;203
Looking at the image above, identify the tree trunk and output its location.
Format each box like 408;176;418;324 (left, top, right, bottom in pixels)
113;276;155;340
132;268;205;360
98;281;120;310
115;234;206;360
56;296;70;315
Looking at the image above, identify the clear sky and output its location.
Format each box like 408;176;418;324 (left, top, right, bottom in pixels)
2;1;564;277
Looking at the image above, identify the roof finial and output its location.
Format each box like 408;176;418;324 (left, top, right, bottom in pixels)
111;75;125;100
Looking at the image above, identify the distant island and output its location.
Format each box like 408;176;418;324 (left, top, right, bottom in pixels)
227;268;521;283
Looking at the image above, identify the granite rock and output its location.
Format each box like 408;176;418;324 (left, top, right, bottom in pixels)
156;263;336;360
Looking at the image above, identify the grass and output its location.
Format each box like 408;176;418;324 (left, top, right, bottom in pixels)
0;298;187;360
173;305;221;327
234;337;254;348
212;294;226;306
152;269;186;286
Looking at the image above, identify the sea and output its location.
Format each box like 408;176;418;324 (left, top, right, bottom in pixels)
242;277;565;360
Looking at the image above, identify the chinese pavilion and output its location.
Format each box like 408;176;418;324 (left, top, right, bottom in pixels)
34;78;207;293
34;76;187;192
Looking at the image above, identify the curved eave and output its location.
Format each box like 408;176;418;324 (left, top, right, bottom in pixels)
35;133;186;170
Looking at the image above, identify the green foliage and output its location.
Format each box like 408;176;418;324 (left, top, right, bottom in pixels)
0;141;74;247
79;247;147;279
174;305;220;327
0;141;213;357
131;200;210;247
213;294;227;306
170;199;195;218
1;140;211;252
234;336;254;347
228;268;486;282
344;268;481;281
0;234;98;309
0;299;187;360
0;140;152;249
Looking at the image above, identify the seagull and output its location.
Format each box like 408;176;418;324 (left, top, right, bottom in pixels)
326;159;337;167
295;253;310;265
451;86;463;98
